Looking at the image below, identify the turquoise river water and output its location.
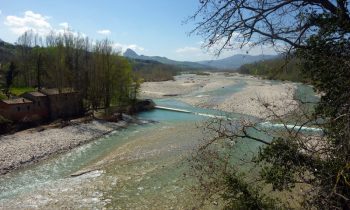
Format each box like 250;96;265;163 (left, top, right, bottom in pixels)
0;80;317;209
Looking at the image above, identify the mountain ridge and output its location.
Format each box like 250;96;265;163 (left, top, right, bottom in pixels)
198;54;277;69
124;48;277;70
123;48;212;70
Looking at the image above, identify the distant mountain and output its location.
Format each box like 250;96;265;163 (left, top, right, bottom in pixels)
124;48;139;58
199;54;277;70
123;48;211;70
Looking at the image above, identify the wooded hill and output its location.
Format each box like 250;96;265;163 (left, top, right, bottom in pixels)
129;58;179;82
237;55;305;82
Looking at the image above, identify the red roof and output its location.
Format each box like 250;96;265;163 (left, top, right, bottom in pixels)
0;97;33;105
24;91;46;97
40;88;77;95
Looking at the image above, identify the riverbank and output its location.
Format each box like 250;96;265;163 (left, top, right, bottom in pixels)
0;120;205;209
0;73;298;176
0;73;314;209
141;73;298;118
0;116;150;175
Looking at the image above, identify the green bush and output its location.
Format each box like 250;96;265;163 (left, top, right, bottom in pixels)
0;115;12;124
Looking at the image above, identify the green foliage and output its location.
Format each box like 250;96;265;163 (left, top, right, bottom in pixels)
0;30;139;111
223;173;284;210
296;35;350;209
0;40;16;63
9;87;36;96
0;92;5;100
256;138;312;191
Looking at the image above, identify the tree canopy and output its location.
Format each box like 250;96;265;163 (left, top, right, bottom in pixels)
1;30;138;113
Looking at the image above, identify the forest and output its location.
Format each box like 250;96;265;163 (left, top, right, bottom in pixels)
0;30;139;112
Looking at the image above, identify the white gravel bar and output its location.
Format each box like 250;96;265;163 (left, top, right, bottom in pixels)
0;120;127;175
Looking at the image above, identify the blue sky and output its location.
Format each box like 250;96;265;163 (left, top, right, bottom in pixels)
0;0;276;61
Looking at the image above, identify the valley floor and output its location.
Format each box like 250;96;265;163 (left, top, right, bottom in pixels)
141;72;298;118
0;72;302;209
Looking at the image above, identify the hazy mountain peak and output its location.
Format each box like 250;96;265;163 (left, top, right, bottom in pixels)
123;48;139;58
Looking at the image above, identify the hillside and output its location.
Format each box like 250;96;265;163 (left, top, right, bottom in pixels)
123;49;212;70
0;39;16;63
124;49;279;71
128;58;181;82
199;54;276;69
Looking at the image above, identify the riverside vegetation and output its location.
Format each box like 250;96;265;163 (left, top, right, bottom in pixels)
0;30;183;131
0;30;137;112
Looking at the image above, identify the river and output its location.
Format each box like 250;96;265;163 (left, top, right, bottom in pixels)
0;75;318;209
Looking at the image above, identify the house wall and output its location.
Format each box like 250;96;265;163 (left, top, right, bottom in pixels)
0;91;83;122
47;93;83;119
0;102;38;122
21;93;50;120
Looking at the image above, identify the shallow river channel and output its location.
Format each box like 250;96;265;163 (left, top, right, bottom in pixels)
0;79;317;209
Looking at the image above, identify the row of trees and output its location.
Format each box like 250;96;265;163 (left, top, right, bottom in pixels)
238;56;304;82
2;30;138;111
189;0;350;209
130;59;179;82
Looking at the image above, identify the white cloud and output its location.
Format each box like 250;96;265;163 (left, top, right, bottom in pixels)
0;10;2;15
175;46;201;54
113;43;145;53
174;42;277;61
97;29;111;35
175;46;208;61
3;11;88;40
59;22;69;29
4;10;52;36
54;29;86;39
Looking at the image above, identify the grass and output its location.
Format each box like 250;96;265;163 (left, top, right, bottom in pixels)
0;92;6;100
10;87;36;96
0;87;36;100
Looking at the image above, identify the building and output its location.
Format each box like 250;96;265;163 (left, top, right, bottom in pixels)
21;91;50;119
40;88;83;120
0;97;35;122
0;88;83;122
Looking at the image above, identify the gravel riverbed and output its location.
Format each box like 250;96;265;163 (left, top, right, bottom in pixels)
0;120;127;175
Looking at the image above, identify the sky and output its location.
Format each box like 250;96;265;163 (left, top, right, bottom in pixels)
0;0;277;61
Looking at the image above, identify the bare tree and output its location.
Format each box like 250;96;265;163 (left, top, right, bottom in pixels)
189;0;350;54
188;1;350;208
